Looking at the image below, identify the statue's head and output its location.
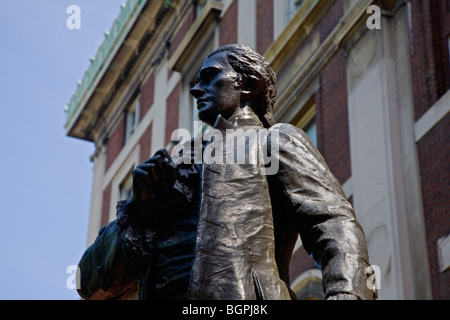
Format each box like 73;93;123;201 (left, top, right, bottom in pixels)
190;44;277;127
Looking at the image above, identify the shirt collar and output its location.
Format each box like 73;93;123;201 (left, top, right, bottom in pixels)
212;106;264;131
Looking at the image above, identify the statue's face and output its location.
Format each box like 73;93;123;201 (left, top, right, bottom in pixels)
190;52;241;126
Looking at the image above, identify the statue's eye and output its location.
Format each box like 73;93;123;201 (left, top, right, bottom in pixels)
200;68;219;83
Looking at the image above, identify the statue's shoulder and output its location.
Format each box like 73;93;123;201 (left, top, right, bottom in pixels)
267;123;311;143
267;123;323;161
269;123;300;133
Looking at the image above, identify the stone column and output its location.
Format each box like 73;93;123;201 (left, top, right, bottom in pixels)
346;2;432;299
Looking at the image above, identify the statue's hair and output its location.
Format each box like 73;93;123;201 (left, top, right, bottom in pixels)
207;44;277;128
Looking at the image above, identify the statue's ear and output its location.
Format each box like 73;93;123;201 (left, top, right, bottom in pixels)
239;76;258;97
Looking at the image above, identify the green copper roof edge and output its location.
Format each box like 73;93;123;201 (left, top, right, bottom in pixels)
64;0;148;131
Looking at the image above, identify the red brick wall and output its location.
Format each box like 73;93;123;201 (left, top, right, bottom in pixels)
443;0;450;35
417;116;450;300
285;1;349;286
165;82;180;146
169;6;196;58
444;0;450;88
277;0;343;81
100;183;112;227
315;50;351;185
408;0;450;299
256;0;273;54
429;0;450;97
139;122;153;163
105;114;126;172
407;0;446;121
318;0;343;42
219;0;238;46
140;74;155;122
285;0;349;185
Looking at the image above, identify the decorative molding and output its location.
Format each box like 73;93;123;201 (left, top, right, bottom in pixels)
275;79;319;124
168;0;223;72
65;0;181;141
265;0;323;71
269;0;373;123
290;269;323;294
367;221;392;277
347;29;379;79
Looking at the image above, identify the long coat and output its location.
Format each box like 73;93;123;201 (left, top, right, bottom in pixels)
77;108;376;300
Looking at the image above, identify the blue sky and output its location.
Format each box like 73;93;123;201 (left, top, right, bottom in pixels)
0;0;126;299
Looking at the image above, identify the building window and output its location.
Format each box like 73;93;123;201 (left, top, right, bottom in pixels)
291;269;324;300
275;0;307;39
303;117;317;147
195;0;207;17
125;96;140;143
293;103;317;147
119;172;133;201
287;0;304;21
295;277;324;300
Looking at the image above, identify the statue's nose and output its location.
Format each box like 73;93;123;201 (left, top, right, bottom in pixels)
189;83;204;99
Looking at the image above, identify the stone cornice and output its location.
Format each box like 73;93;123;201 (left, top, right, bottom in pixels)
168;0;223;73
269;0;376;122
65;0;153;138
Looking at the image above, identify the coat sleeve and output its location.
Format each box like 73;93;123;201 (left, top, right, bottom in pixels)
77;199;156;300
266;124;376;300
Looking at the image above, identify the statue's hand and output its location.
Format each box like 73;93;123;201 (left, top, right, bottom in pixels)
132;148;177;203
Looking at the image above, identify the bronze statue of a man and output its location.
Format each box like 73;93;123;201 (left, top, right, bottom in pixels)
77;44;376;300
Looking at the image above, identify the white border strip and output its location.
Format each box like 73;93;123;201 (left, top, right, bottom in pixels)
415;89;450;142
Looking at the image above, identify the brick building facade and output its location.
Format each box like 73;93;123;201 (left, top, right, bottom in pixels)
65;0;449;299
